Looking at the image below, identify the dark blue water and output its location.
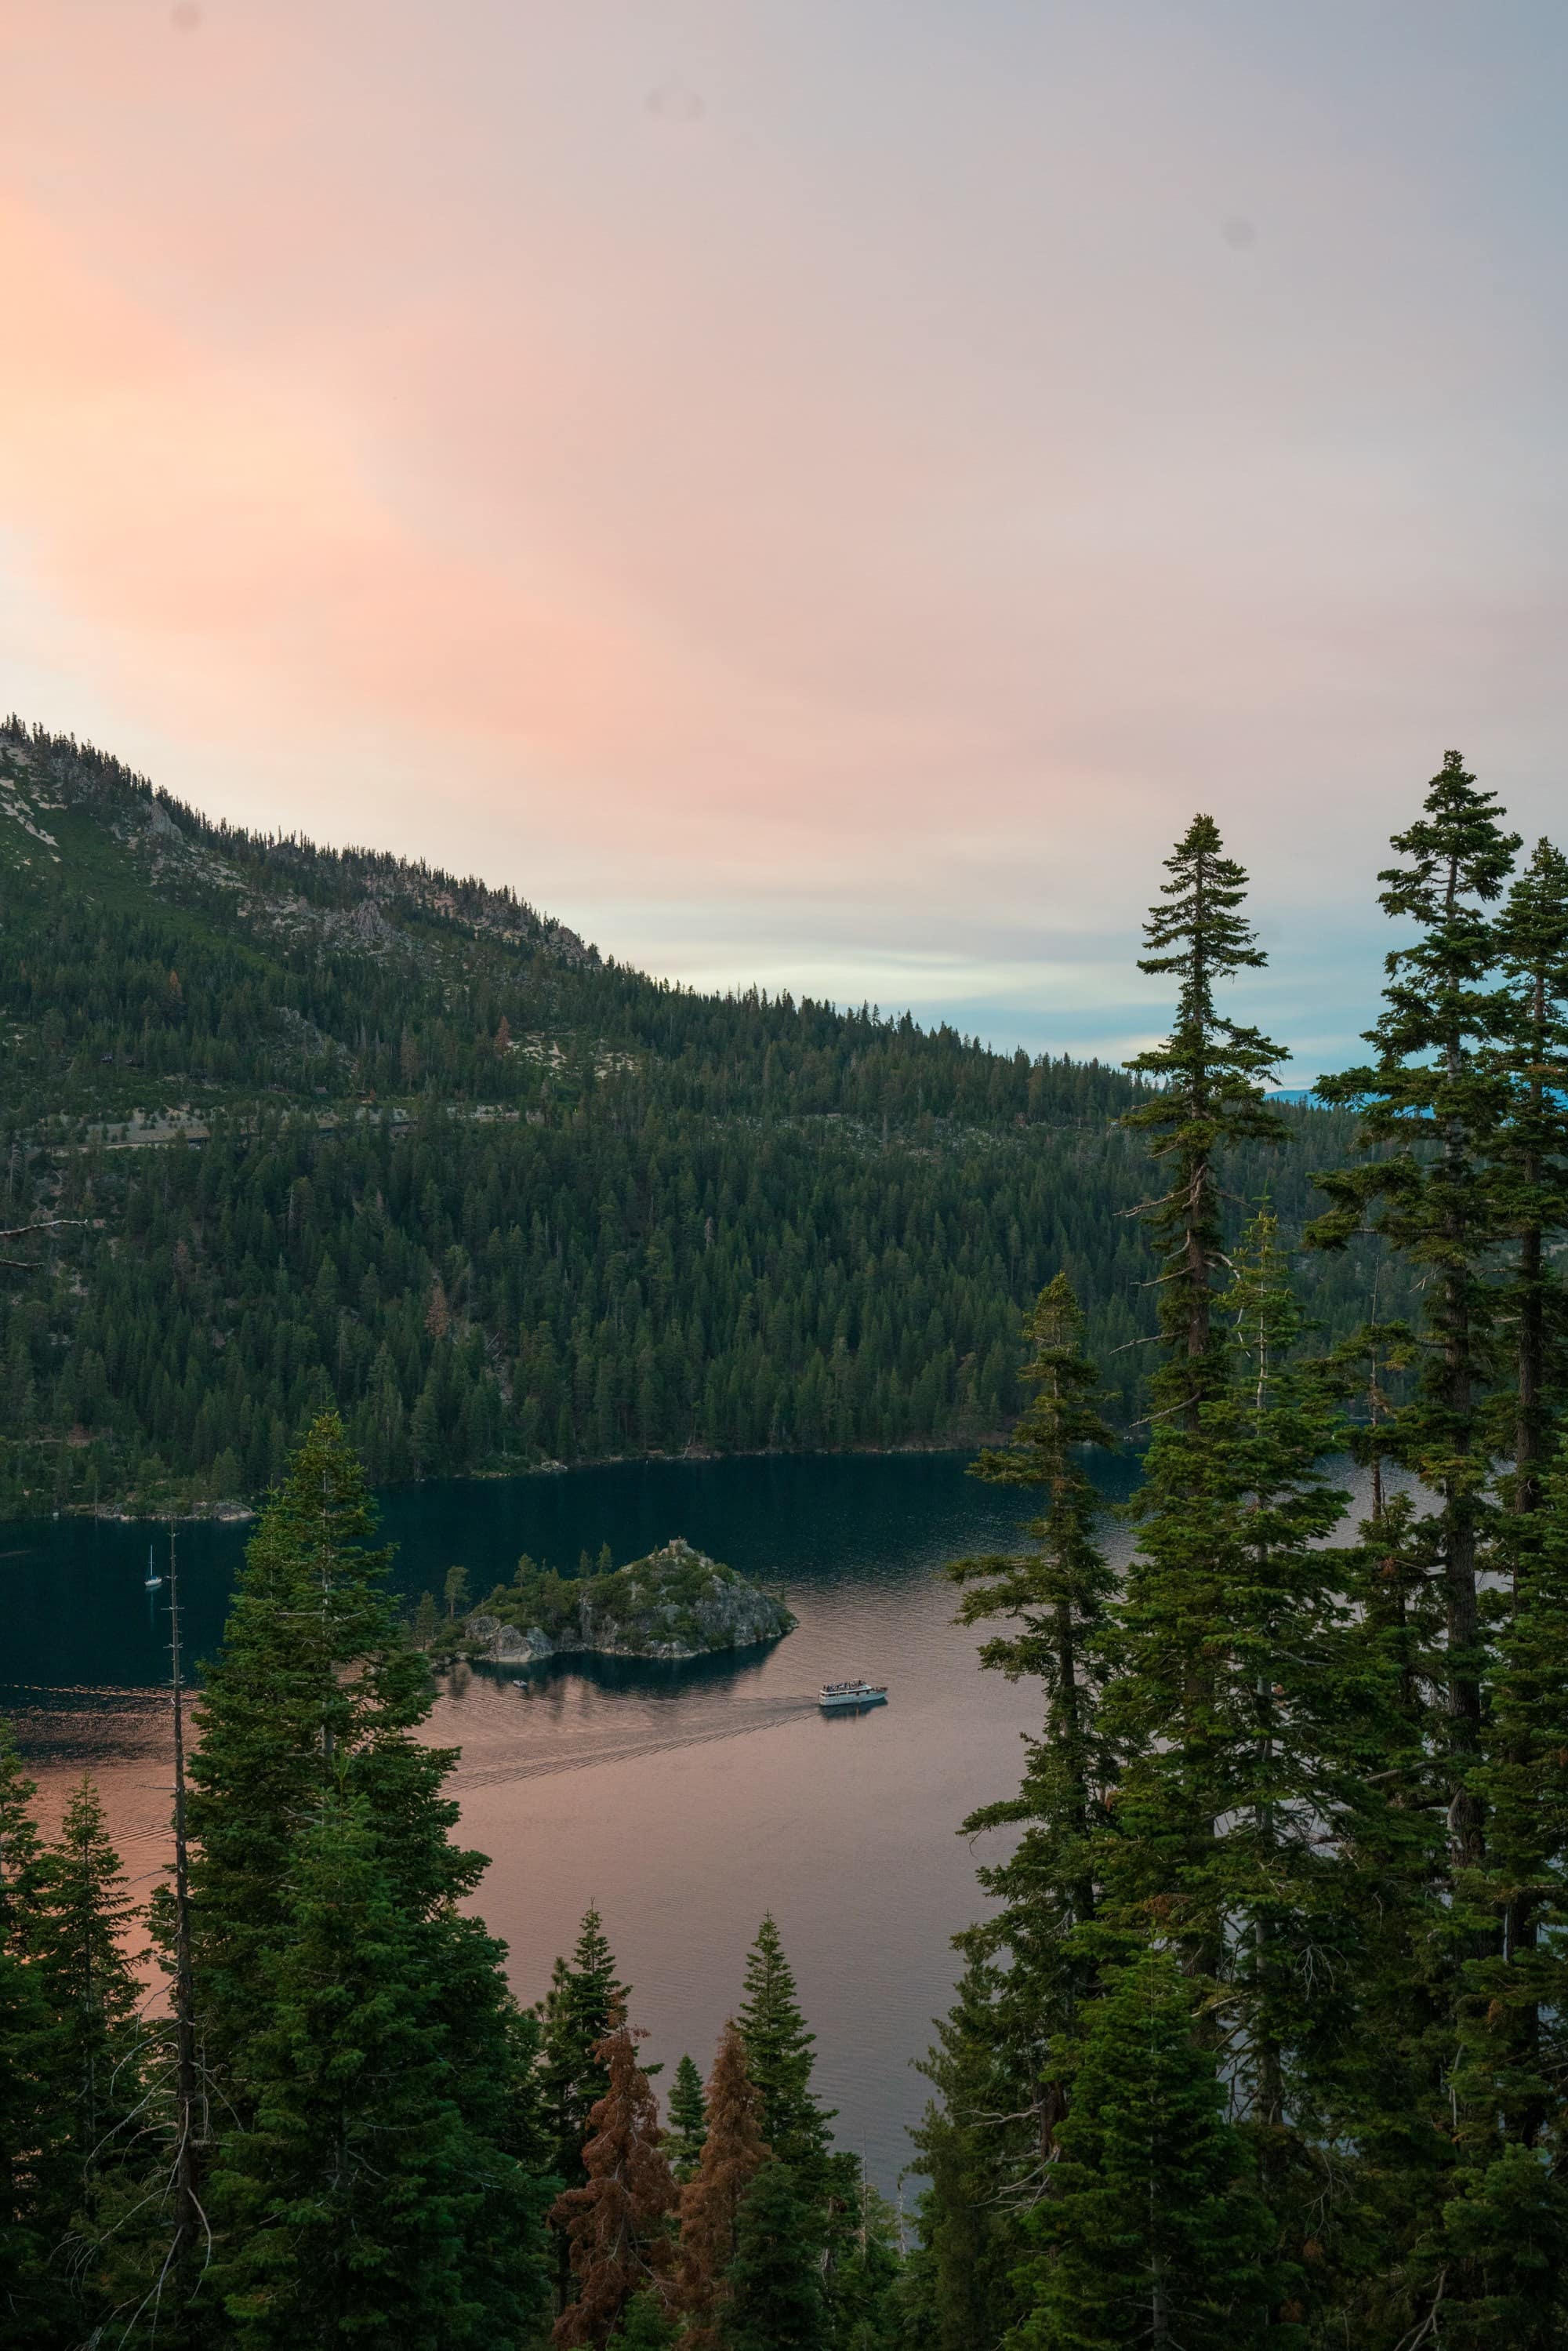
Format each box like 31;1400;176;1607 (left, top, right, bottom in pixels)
5;1451;1142;2189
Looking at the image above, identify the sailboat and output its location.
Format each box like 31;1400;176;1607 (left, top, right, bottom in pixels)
143;1540;163;1591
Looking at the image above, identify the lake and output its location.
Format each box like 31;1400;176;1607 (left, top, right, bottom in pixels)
3;1451;1147;2190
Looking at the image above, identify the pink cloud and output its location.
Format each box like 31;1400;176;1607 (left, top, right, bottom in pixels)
2;2;1566;1055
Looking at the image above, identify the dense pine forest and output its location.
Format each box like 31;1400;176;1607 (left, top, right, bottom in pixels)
0;718;1386;1518
5;745;1568;2346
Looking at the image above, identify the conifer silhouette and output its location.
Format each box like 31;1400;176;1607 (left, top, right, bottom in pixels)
720;2157;828;2350
1124;813;1286;1425
1312;750;1522;1869
666;2053;709;2181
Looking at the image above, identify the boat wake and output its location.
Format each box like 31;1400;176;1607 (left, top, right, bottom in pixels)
447;1694;821;1794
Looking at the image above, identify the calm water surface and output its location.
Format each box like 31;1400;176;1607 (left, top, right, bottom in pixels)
5;1452;1144;2186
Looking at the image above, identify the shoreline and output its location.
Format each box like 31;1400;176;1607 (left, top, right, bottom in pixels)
31;1433;1027;1528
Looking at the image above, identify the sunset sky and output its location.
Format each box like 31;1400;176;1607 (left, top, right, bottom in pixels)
4;1;1566;1071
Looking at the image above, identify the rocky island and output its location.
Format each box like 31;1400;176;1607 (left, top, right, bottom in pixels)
464;1536;795;1666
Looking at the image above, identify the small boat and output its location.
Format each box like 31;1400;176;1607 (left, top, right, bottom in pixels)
143;1543;162;1591
819;1679;887;1712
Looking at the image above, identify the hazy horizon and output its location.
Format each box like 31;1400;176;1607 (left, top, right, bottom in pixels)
5;1;1566;1067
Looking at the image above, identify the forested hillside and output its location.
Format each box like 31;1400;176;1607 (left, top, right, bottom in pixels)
0;719;1387;1516
6;754;1566;2349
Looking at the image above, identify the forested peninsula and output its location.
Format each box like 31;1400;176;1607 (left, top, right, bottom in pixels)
6;748;1568;2346
0;718;1396;1519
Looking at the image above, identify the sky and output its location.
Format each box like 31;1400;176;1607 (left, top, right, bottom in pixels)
3;1;1566;1075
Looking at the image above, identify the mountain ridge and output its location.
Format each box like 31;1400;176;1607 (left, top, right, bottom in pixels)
0;719;1387;1522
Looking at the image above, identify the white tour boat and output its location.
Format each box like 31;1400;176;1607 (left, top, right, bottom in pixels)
818;1679;888;1712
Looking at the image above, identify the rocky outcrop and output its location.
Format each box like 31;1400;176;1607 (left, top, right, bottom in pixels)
456;1615;554;1666
468;1538;794;1666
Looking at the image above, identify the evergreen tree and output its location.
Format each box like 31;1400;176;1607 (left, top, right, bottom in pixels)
909;1277;1121;2340
1123;815;1286;1423
735;1913;858;2298
736;1916;833;2178
27;1775;145;2332
209;1786;543;2348
188;1417;550;2343
541;1908;631;2311
618;2287;681;2346
720;2159;827;2351
947;1274;1117;2168
1436;2144;1568;2351
674;2022;768;2351
1098;1216;1386;2245
550;2018;677;2348
907;1952;1034;2351
1312;750;1521;1868
1007;1946;1282;2351
189;1412;467;2106
1436;1438;1568;2344
31;1777;142;2175
1486;836;1568;1524
666;2053;709;2182
0;1724;64;2347
540;1907;630;2191
829;2174;905;2351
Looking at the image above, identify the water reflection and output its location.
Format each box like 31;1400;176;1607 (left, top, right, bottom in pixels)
6;1450;1142;2185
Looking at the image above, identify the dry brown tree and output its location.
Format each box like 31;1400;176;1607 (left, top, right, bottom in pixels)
550;2015;678;2348
673;2019;770;2351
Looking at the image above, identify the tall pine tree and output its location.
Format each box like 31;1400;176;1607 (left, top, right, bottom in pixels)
1312;750;1520;1868
736;1917;833;2181
1123;814;1286;1424
27;1775;146;2338
735;1914;858;2302
1486;835;1568;1526
1439;1437;1568;2346
209;1785;544;2348
539;1907;629;2194
0;1724;67;2349
947;1274;1117;2175
189;1416;551;2343
1097;1216;1396;2285
1007;1944;1283;2351
189;1412;467;2098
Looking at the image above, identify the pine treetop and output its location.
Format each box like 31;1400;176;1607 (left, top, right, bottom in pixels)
667;2051;709;2181
1122;813;1287;1419
539;1906;631;2191
1125;812;1287;1125
31;1775;140;2042
1379;749;1521;935
1318;750;1520;1136
736;1917;834;2171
